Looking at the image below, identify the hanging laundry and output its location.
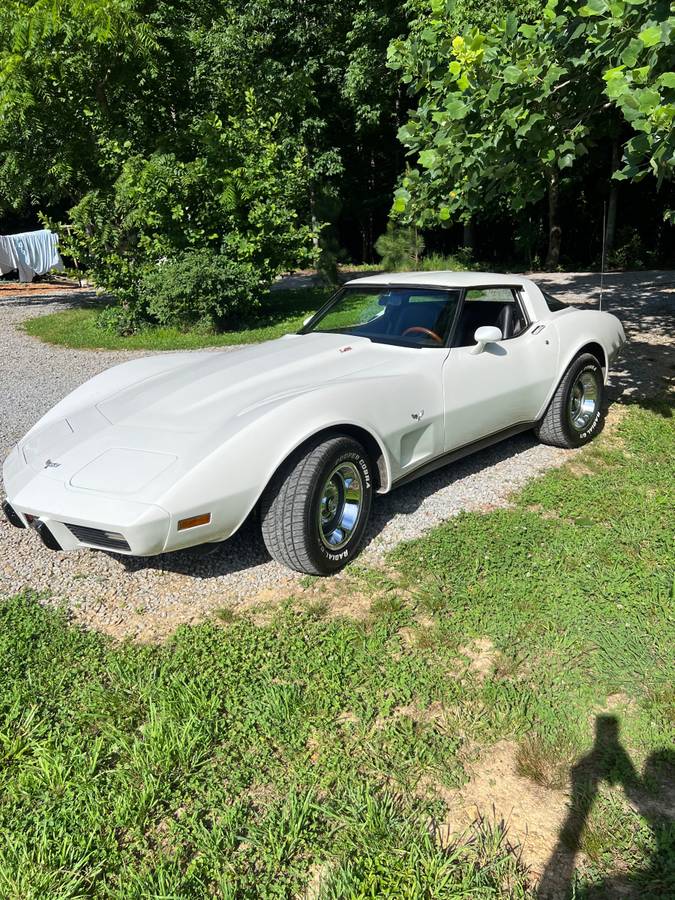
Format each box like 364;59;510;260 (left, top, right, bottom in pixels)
0;229;65;282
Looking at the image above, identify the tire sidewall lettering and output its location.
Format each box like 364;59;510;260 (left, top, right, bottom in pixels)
567;361;602;444
316;449;371;565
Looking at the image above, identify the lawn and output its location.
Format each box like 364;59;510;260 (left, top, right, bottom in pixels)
22;287;334;351
0;400;673;898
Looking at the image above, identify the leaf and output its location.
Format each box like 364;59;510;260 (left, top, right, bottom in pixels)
621;38;643;68
503;65;522;84
487;82;501;102
519;24;537;39
392;189;409;214
579;0;606;17
603;65;626;82
659;72;675;89
638;25;661;48
445;97;468;119
418;149;437;169
558;153;575;169
635;88;661;115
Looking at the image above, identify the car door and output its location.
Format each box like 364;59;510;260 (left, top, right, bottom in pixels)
442;287;559;451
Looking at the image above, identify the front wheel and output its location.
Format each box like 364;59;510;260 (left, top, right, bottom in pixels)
536;352;604;448
260;435;373;575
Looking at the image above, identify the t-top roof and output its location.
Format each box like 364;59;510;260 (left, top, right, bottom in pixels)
344;270;535;289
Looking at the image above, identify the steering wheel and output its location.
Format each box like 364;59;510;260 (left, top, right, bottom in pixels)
402;326;444;346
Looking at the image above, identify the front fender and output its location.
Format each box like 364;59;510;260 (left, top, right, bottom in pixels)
156;374;428;545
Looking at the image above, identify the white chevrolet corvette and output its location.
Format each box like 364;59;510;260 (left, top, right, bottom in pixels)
3;272;625;574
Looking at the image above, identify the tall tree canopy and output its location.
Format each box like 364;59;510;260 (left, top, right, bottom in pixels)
0;0;409;271
388;0;674;265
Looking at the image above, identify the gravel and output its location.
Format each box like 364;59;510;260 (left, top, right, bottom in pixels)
1;272;673;639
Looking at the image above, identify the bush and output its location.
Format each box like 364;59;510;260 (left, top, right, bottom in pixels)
374;223;425;270
140;251;266;331
96;303;150;336
608;228;656;271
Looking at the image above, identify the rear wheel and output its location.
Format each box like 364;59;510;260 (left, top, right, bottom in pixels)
260;435;373;575
536;352;604;448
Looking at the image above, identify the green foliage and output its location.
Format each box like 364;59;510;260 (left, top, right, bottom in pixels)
0;0;410;296
374;222;426;269
608;227;657;270
388;0;674;248
140;251;264;331
59;93;317;317
95;302;149;338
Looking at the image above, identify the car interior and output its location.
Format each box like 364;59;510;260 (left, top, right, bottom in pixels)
363;290;527;346
310;286;528;347
451;293;528;347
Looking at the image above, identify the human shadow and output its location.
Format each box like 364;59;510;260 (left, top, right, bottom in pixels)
538;715;675;900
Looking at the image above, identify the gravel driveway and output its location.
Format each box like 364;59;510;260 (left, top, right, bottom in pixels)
1;272;673;638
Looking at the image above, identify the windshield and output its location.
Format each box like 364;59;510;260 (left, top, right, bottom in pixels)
301;286;461;347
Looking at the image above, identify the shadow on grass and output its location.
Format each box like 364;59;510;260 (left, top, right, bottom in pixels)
538;716;675;900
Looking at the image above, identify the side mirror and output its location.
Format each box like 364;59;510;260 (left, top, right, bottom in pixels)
471;325;502;355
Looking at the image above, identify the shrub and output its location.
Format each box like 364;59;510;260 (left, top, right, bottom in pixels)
96;303;149;336
140;251;266;331
608;228;656;271
374;223;425;270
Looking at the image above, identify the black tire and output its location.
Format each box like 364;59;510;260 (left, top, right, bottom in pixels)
536;352;604;448
260;435;373;575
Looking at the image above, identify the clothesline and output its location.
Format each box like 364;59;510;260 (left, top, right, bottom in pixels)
0;229;65;283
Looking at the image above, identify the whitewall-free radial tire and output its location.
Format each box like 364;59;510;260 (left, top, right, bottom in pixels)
260;435;373;575
536;352;604;449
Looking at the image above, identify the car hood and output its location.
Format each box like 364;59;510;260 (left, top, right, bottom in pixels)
96;332;389;432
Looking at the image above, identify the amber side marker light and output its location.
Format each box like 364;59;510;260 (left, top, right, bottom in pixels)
177;513;211;531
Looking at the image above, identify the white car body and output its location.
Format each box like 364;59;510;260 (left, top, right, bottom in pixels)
2;272;625;558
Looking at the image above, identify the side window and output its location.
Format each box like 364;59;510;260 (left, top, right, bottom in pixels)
542;290;568;312
465;288;516;303
453;287;528;347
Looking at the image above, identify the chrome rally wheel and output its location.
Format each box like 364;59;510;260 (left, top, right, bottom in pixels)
568;370;600;432
318;461;364;551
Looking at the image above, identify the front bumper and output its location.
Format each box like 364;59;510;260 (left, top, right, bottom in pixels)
3;477;171;555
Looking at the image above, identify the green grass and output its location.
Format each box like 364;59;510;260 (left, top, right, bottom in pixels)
23;287;334;351
0;401;673;897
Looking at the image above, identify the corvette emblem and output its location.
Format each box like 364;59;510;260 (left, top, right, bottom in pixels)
411;409;425;421
44;459;61;469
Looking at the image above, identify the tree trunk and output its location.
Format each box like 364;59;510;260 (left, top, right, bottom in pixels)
605;140;620;259
310;187;319;251
462;219;476;255
545;169;562;269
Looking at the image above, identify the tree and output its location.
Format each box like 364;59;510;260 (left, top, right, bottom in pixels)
0;0;411;270
388;0;674;266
